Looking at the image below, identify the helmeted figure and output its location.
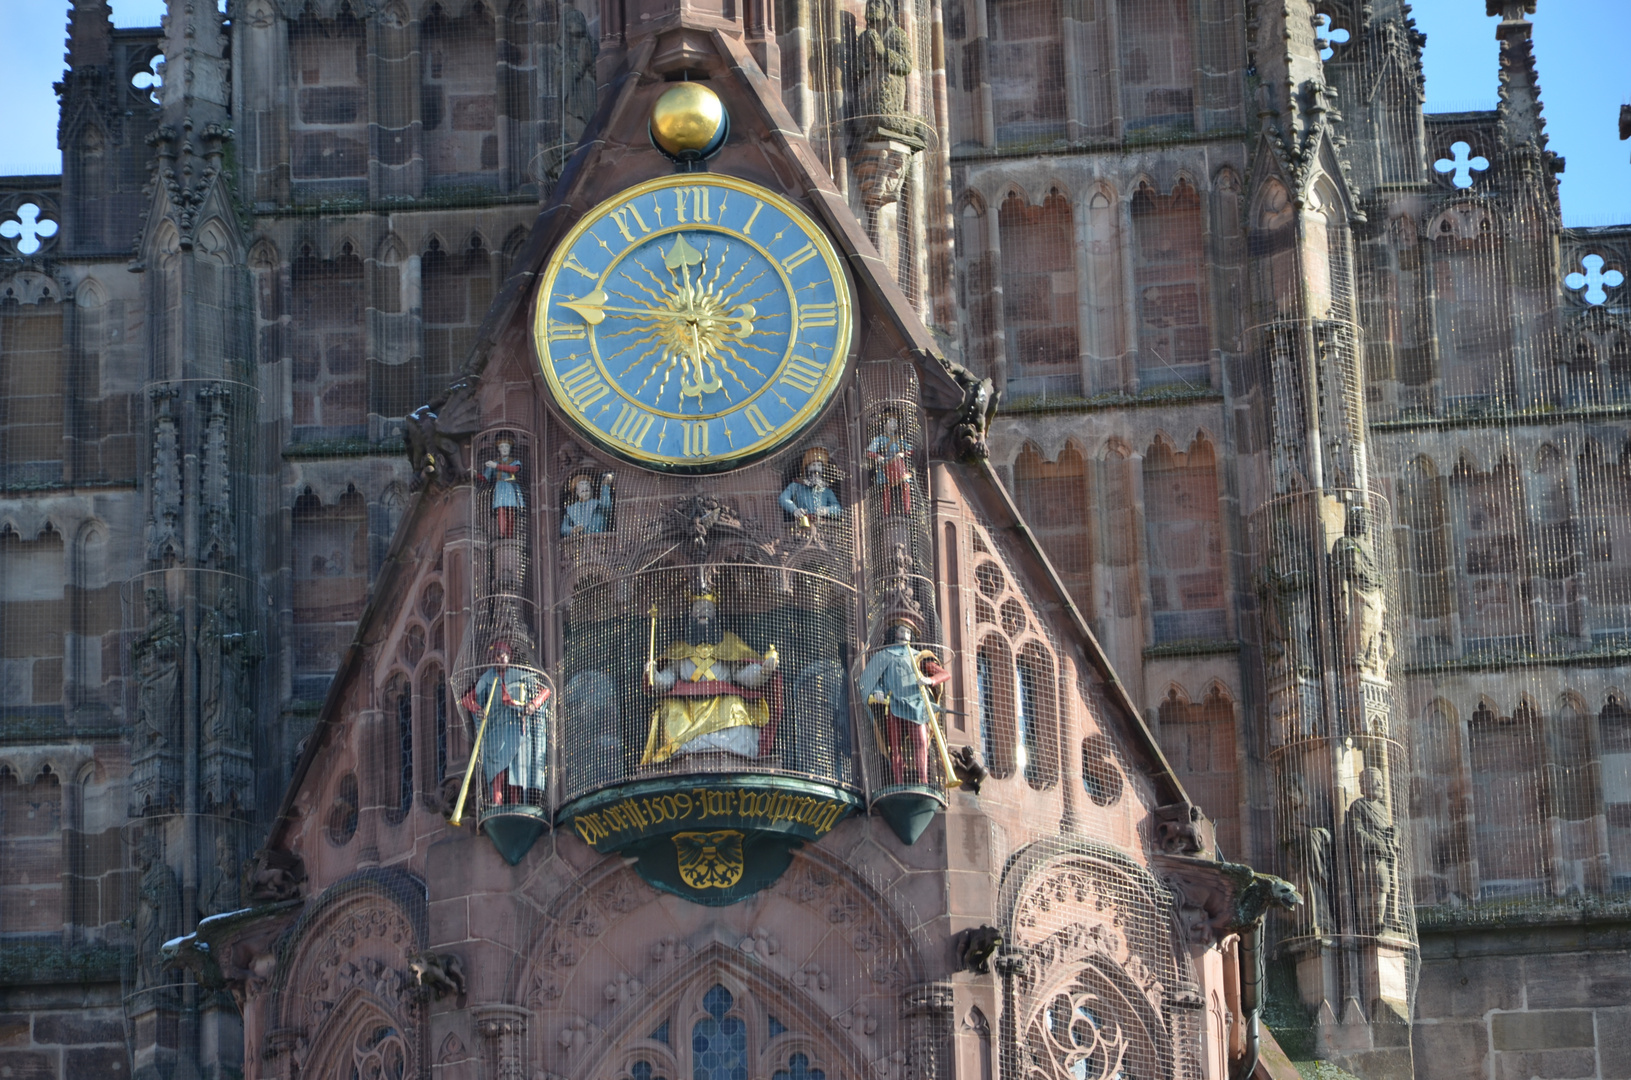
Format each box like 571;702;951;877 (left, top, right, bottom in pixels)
857;613;949;785
461;640;551;805
642;591;781;764
483;435;525;539
562;470;616;536
780;447;842;527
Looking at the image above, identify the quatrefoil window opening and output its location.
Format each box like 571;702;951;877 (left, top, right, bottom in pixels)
1314;13;1351;61
1565;253;1626;307
0;203;59;256
133;54;164;105
1433;141;1489;189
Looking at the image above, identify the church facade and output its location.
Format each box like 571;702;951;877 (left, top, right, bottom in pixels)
0;0;1627;1078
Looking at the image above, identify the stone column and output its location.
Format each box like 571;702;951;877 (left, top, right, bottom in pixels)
475;1004;530;1080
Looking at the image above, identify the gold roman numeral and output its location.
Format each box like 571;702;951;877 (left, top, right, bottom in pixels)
610;204;652;244
742;200;765;236
797;303;838;332
743;404;773;438
682;421;711;457
674;186;711;223
563;253;597;279
547;320;588;343
778;355;827;395
780;242;819;273
608;404;655;449
559;359;610;410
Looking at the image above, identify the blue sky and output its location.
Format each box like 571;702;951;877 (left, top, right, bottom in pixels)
0;0;1627;224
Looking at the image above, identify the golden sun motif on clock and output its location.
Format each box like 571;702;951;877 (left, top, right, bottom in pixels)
533;174;853;471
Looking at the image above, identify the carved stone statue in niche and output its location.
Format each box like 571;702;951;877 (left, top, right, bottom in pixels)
460;640;551;806
201;591;260;744
135;833;179;991
642;587;781;764
204;834;241;915
853;0;913;136
866;407;914;516
562;8;599;142
1333;507;1392;678
484;433;525;540
1283;775;1332;936
562;470;616;536
199;384;234;567
146;388;182;566
133;587;181;815
1347;767;1404;934
780;447;841;528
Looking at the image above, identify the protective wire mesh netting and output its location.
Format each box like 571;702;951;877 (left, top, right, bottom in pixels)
496;852;928;1080
432;360;955;813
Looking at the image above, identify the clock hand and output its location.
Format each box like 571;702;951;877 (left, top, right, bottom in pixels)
559;289;701;325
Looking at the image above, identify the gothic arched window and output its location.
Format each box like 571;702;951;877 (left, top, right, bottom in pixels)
1013;443;1092;619
998;190;1081;398
692;985;748;1080
977;635;1017;779
1016;641;1057;791
388;675;413;823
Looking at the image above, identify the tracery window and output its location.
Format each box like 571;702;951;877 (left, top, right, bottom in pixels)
693;984;749;1080
619;983;836;1080
350;1023;409;1080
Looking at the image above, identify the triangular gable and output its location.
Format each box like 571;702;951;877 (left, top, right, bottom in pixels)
264;22;1191;856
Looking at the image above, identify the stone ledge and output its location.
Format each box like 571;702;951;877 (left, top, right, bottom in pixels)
0;941;122;987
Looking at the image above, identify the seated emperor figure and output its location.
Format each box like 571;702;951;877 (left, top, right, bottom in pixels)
642;592;780;764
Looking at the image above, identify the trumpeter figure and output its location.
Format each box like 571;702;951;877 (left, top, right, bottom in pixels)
461;640;551;805
857;605;952;786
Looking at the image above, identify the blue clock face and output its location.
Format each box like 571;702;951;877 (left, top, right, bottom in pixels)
534;175;853;471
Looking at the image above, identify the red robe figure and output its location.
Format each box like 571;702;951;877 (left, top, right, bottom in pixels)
866;409;913;516
484;436;524;539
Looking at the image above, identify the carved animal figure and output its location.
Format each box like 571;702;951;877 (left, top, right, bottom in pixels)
1154;802;1207;855
403;380;480;490
954;925;1003;974
951;745;989;793
246;849;305;902
410;951;467;999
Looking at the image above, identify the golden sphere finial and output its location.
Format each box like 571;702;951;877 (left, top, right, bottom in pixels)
650;82;727;159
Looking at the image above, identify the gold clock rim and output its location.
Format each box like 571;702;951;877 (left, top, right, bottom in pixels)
532;173;854;472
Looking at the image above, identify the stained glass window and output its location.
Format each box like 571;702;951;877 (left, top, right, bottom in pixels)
632;1063;669;1080
691;985;748;1080
771;1053;826;1080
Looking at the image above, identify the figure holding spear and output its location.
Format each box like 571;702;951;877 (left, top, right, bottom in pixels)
453;640;551;820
